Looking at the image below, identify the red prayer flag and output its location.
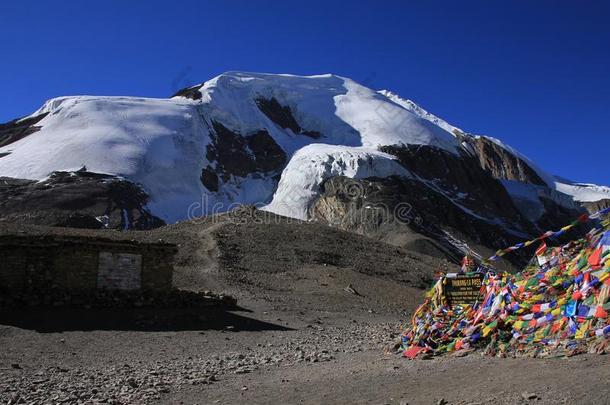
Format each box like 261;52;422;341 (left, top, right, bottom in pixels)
588;247;603;269
551;321;562;333
403;346;425;359
536;242;547;257
595;305;608;319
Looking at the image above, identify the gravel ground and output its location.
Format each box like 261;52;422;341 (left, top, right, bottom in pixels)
2;291;609;405
1;324;395;404
0;300;403;404
1;214;609;404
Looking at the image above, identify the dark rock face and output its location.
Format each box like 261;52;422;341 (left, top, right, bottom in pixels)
0;170;164;230
255;97;301;133
379;144;526;227
246;130;288;172
255;97;322;138
0;112;49;148
536;196;588;233
309;175;528;267
171;85;203;100
302;130;323;139
468;136;546;186
200;166;219;192
206;121;287;182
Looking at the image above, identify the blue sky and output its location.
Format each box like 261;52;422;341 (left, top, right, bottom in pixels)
1;1;609;185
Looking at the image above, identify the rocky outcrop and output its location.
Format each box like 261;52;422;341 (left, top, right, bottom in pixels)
0;170;164;230
0;112;49;148
205;122;286;185
200;166;219;192
171;85;203;100
255;97;322;138
309;175;529;267
379;144;527;228
256;97;301;133
468;136;546;186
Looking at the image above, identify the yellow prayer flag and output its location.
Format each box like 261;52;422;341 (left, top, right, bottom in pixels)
575;321;590;340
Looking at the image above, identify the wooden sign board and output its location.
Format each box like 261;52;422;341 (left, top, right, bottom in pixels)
444;274;484;306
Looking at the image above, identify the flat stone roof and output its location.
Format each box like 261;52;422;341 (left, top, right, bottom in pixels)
0;223;176;249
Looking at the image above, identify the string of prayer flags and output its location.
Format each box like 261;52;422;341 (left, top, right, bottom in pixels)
481;207;610;263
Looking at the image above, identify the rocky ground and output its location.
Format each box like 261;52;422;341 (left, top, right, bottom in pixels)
2;297;609;405
1;212;609;404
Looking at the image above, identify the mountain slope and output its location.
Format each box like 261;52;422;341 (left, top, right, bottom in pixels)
0;71;606;262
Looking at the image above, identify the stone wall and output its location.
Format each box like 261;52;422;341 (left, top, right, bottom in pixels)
0;235;176;292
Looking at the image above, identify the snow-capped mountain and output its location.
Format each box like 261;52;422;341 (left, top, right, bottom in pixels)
0;71;606;261
0;73;459;223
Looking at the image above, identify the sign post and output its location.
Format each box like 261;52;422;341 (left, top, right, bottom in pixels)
443;273;484;307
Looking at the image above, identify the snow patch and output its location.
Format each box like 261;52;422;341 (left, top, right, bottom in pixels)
555;180;610;203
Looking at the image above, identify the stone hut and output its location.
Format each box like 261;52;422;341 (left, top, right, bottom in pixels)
0;226;177;292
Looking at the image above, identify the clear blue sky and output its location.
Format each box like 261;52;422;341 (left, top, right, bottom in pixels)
1;1;609;185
